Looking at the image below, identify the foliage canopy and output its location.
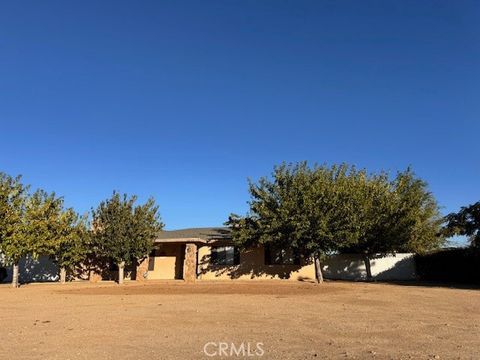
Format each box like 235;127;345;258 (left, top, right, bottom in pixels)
227;162;444;266
0;173;67;264
443;201;480;248
91;192;163;267
50;208;90;272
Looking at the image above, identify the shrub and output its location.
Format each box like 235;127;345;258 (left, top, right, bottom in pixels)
415;248;480;284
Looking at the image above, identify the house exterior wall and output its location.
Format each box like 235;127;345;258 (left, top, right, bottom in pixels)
1;249;415;283
197;245;316;281
148;243;184;280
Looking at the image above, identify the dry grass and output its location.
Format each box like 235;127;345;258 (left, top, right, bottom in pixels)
0;280;479;359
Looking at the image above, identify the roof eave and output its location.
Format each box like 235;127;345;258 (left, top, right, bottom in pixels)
154;237;207;244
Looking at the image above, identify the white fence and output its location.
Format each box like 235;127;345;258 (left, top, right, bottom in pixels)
0;254;59;283
322;253;416;281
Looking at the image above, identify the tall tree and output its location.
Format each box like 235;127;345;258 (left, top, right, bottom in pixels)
443;201;480;248
24;190;66;259
338;170;394;280
0;173;29;287
342;168;444;280
0;173;64;288
51;209;90;283
228;163;444;283
91;192;163;284
227;163;361;283
391;169;444;253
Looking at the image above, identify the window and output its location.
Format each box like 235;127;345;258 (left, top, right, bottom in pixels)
265;245;300;265
211;246;240;265
148;250;156;271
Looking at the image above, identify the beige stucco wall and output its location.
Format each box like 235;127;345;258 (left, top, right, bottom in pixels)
148;243;184;280
149;257;177;279
197;245;315;281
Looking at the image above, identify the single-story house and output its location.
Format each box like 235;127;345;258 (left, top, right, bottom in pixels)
1;227;417;284
140;227;316;282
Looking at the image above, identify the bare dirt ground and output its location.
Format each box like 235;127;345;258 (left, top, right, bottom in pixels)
0;281;478;360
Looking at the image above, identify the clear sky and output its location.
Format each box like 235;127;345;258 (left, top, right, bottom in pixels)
0;1;479;232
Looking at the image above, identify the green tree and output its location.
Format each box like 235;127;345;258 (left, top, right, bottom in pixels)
0;172;64;287
338;170;393;280
228;163;444;283
25;190;67;258
443;201;480;248
91;192;163;284
51;209;90;283
391;169;444;253
0;173;29;287
342;168;444;280
227;163;361;283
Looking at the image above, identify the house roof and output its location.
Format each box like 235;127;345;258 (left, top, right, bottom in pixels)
155;227;231;243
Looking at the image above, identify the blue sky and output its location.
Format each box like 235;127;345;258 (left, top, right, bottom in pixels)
0;1;479;234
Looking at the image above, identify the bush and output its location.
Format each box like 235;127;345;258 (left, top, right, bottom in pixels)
415;248;480;284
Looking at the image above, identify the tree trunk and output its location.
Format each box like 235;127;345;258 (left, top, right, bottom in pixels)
364;254;373;281
118;261;125;285
60;267;67;284
314;252;324;284
12;262;19;288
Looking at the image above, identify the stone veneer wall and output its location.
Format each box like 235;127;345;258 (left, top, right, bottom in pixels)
89;270;102;283
136;257;149;281
183;243;197;282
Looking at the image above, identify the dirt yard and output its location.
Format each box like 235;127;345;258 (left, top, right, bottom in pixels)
0;281;478;360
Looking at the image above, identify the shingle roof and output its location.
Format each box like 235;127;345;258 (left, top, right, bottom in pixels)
156;227;231;242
